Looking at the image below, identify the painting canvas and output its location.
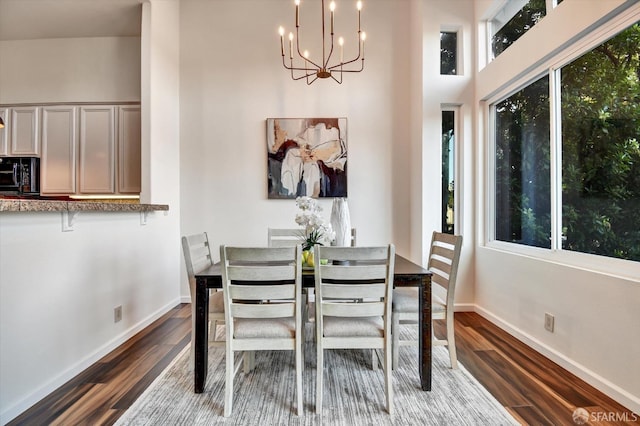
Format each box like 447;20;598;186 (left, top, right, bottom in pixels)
267;117;348;199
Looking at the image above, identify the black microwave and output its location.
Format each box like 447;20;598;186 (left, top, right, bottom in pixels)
0;157;40;195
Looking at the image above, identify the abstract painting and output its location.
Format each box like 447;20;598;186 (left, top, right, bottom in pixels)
267;117;347;199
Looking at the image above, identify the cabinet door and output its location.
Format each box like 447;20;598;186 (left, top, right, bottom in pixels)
118;106;141;193
0;108;8;156
41;106;77;194
10;107;40;156
79;106;115;194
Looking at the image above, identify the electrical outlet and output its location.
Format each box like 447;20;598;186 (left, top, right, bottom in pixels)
544;312;554;332
114;305;123;323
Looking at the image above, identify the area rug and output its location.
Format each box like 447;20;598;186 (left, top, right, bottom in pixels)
116;327;519;425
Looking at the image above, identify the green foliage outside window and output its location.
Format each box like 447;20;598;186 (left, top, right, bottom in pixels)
492;0;546;59
561;23;640;261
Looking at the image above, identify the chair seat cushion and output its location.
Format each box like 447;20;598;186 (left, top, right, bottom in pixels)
209;290;225;313
392;288;446;314
322;316;384;337
233;317;295;338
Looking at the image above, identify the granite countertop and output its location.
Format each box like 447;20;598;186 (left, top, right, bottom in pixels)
0;198;169;213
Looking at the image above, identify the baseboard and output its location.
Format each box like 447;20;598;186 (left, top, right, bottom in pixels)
453;302;476;312
473;305;640;415
0;298;181;425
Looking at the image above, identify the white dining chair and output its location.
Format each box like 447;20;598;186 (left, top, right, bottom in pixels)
181;232;225;370
313;244;396;415
391;231;463;369
220;245;304;417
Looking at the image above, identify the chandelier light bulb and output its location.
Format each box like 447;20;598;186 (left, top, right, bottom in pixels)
361;31;366;41
330;1;335;11
357;0;362;10
279;26;284;36
338;37;344;46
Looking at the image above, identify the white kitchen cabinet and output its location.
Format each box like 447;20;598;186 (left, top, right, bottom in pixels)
0;108;9;156
79;106;116;194
118;106;141;193
1;107;41;156
41;106;77;194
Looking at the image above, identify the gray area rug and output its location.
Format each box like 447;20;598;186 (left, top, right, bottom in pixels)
116;325;519;425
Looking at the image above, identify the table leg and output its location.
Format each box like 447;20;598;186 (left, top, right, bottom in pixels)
418;275;432;391
194;278;209;393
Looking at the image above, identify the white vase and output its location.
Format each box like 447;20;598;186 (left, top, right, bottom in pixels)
330;198;351;247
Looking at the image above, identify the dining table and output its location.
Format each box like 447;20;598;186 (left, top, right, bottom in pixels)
193;253;433;393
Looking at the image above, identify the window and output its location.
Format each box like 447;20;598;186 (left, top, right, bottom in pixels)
491;22;640;262
490;0;546;60
560;23;640;261
442;110;455;234
440;32;458;75
494;76;551;248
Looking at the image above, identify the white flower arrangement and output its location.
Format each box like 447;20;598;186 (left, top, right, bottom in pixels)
295;196;335;251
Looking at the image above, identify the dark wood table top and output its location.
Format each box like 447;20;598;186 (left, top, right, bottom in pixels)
195;253;431;286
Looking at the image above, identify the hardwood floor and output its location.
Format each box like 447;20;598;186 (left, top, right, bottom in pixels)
8;305;638;425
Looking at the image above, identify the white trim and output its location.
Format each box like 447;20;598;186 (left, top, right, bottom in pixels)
473;304;640;414
483;241;640;284
0;299;181;425
549;66;562;252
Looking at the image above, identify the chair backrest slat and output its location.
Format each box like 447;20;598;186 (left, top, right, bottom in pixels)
226;265;296;282
322;282;386;300
323;301;385;317
317;264;387;281
228;284;295;301
231;302;295;319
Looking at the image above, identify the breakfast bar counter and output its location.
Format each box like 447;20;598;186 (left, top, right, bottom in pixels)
0;198;169;213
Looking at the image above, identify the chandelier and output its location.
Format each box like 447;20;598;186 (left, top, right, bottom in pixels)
278;0;366;85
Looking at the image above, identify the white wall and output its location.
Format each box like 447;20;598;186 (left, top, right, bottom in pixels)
0;1;182;423
474;0;640;413
178;0;418;297
420;0;477;307
0;37;141;104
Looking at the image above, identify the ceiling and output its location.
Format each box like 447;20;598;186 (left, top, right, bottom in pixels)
0;0;142;41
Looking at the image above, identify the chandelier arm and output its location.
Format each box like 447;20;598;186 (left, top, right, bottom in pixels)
328;57;364;72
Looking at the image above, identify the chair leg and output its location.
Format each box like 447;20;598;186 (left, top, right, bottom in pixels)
372;349;379;370
391;313;399;370
446;310;458;369
316;343;323;413
384;339;393;415
224;347;234;417
243;351;255;373
296;339;303;416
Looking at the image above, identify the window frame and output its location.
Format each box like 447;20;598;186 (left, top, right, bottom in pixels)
440;25;464;76
484;8;640;279
441;105;462;234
